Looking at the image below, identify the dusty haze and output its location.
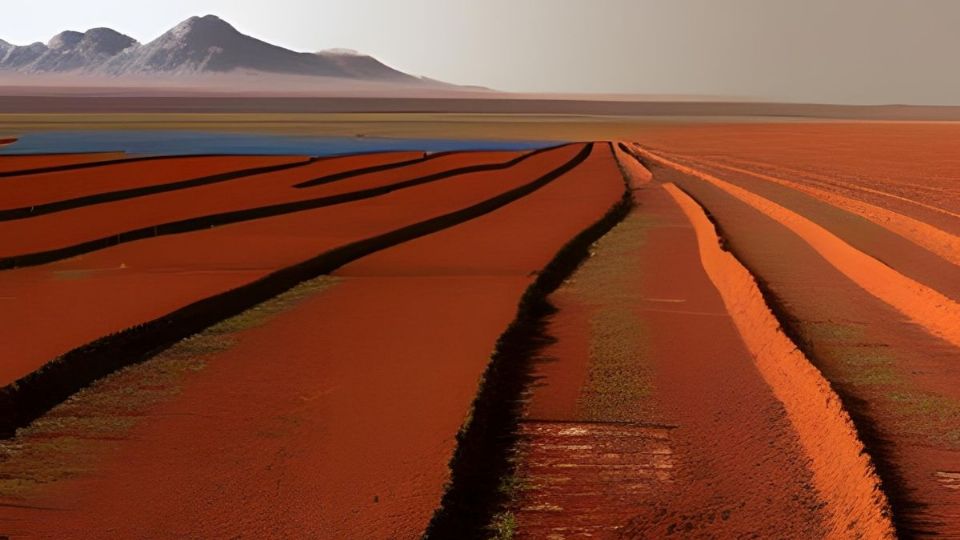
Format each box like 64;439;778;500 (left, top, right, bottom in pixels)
2;0;960;105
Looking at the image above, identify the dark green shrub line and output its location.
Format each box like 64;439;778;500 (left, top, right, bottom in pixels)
0;144;568;270
424;142;634;539
0;143;592;439
0;158;319;221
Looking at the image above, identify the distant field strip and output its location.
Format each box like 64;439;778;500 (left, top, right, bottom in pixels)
673;154;960;268
0;150;441;256
689;152;960;221
0;147;563;269
0;144;592;436
0;152;278;179
0;155;307;212
0;152;125;174
0;157;320;220
638;147;960;350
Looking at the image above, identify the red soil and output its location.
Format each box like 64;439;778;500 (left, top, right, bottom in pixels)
0;145;582;387
0;155;309;211
676;154;960;271
0;143;624;537
0;151;126;173
665;183;892;537
635;123;960;235
655;161;959;537
0;150;490;257
639;148;960;350
340;144;623;276
511;181;879;537
611;142;652;188
0;276;530;538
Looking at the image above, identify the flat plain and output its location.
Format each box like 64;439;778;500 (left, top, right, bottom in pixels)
0;118;957;538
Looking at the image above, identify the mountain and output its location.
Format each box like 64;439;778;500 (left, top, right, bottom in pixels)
0;15;424;83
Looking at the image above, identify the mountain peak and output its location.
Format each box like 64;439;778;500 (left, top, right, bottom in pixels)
0;15;433;85
48;31;83;50
320;48;363;57
170;15;238;38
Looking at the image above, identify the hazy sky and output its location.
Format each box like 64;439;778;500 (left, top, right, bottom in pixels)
3;0;959;105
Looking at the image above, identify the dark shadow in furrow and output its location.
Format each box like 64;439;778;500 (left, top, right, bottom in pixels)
0;158;319;221
643;160;922;539
293;152;434;188
618;141;642;161
0;153;295;179
0;143;593;438
424;142;634;539
292;149;530;189
0;145;567;270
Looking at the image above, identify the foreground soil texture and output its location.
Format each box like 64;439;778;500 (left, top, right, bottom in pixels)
1;122;959;539
0;142;625;537
627;123;960;538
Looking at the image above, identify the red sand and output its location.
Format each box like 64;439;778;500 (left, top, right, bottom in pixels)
677;155;960;270
0;145;582;386
639;148;960;350
635;123;960;235
0;150;489;257
665;183;892;537
0;151;126;173
0;155;309;211
0;143;624;537
340;144;623;277
611;142;652;189
510;179;889;537
0;276;530;538
654;160;959;537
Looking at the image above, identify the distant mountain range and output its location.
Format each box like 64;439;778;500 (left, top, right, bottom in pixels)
0;15;432;84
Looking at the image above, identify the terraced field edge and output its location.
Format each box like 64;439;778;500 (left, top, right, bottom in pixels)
664;181;894;538
634;147;941;537
424;142;634;539
0;145;566;269
0;143;592;437
0;157;320;221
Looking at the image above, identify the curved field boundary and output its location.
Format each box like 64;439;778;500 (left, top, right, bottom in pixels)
663;182;894;538
694;152;960;222
637;147;960;350
0;144;593;437
0;151;518;258
0;152;127;173
677;155;960;267
292;149;537;189
0;152;291;179
425;142;634;538
293;152;435;187
0;152;126;173
613;141;652;188
0;157;319;221
0;145;566;270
